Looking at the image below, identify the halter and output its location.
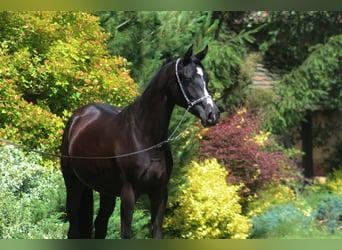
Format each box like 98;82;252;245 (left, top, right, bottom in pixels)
175;58;211;109
0;59;214;160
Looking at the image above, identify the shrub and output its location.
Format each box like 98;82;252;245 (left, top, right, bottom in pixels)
0;145;151;239
324;169;342;196
199;108;298;196
246;182;296;217
300;169;342;208
0;11;138;115
0;145;66;238
0;11;139;155
0;85;64;154
251;191;342;239
165;159;251;239
312;195;342;234
251;204;311;239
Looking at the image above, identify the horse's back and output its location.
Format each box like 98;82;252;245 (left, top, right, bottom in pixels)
73;103;121;118
63;103;119;152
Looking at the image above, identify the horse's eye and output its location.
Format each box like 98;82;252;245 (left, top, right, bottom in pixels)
182;76;192;83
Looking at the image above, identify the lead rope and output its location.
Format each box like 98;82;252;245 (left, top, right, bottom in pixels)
0;58;206;160
0;107;191;160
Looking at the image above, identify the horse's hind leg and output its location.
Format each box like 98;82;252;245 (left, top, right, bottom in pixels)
64;175;84;238
94;193;116;239
63;171;93;239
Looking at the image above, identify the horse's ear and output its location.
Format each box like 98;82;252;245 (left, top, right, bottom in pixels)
182;45;193;64
195;45;208;61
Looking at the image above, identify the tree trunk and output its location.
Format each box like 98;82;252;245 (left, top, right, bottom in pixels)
301;111;314;178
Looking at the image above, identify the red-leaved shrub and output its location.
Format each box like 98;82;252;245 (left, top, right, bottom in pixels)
199;108;296;196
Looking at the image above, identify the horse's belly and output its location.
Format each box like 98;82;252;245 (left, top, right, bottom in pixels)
72;161;122;195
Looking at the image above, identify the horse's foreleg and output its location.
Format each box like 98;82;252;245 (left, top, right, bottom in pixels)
94;193;116;239
120;183;136;239
149;187;168;239
79;187;94;238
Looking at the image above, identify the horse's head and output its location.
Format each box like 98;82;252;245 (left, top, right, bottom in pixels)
172;45;220;127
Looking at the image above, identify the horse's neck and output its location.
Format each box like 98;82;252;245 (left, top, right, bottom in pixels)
133;70;175;143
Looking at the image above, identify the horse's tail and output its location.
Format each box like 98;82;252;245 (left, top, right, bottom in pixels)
60;115;74;174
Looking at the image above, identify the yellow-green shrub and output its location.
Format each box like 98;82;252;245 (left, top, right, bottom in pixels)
165;159;251;239
0;85;64;154
324;169;342;196
0;11;138;117
0;11;139;157
246;182;296;217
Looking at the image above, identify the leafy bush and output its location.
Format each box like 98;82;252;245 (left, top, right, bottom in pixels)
312;195;342;234
0;145;151;239
0;11;139;154
0;85;64;153
97;11;261;109
251;189;342;238
165;159;251;239
300;169;342;207
0;145;66;238
248;11;341;71
199;108;298;196
270;34;342;132
0;11;138;115
251;204;311;238
246;182;296;217
324;169;342;196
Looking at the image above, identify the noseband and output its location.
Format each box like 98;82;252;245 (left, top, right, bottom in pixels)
175;58;211;109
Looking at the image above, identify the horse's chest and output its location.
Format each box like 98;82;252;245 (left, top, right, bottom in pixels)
140;158;165;183
127;152;169;190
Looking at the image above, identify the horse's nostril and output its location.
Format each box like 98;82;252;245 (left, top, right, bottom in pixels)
207;112;216;123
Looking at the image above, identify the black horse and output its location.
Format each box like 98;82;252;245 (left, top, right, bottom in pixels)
60;45;220;239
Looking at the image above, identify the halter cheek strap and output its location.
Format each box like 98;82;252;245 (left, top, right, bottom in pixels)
175;58;211;109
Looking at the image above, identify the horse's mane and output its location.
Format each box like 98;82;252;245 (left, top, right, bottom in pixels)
130;58;177;106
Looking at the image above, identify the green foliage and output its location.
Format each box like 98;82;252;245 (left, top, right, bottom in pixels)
246;182;296;217
250;181;342;239
324;169;342;196
0;145;151;239
1;10;341;240
0;145;67;238
312;195;342;234
251;204;312;239
309;169;342;197
245;88;278;129
251;192;342;239
96;11;160;82
269;34;342;133
0;11;138;154
97;197;150;239
0;85;64;153
165;159;251;239
98;11;219;85
0;11;138;115
97;11;259;108
249;11;341;71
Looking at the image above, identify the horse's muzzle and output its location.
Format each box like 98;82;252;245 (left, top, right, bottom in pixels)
200;104;220;127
